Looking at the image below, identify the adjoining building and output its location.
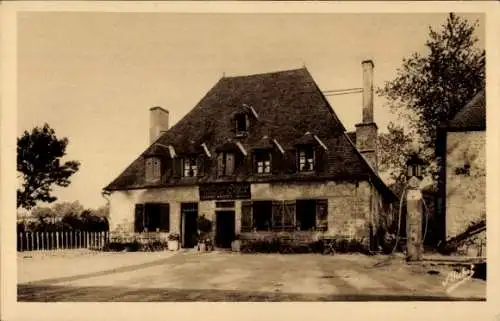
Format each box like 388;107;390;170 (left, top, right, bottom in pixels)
437;90;486;245
103;61;397;250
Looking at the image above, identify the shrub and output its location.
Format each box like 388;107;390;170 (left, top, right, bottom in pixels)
141;240;168;252
167;233;180;241
102;240;140;252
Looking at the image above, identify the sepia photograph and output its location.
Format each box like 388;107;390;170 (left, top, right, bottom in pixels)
8;7;490;306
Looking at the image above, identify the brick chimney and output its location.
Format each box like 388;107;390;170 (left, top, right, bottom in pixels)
355;60;378;172
149;106;169;144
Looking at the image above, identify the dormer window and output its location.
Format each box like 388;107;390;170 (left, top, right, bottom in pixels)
145;157;161;182
217;152;235;177
182;157;198;177
298;147;315;172
235;113;249;136
254;151;271;174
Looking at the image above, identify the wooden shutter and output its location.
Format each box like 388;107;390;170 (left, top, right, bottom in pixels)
241;200;253;232
172;158;182;178
316;199;328;231
283;200;296;230
226;153;235;175
134;204;145;232
216;153;224;177
270;150;279;174
159;203;170;232
285;149;297;174
145;158;153;181
315;147;328;174
272;201;283;230
196;155;205;177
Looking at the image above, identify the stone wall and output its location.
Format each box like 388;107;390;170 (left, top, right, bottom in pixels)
108;179;388;245
446;131;486;239
108;186;198;239
251;181;373;239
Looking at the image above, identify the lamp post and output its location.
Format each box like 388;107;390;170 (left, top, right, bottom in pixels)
405;151;424;262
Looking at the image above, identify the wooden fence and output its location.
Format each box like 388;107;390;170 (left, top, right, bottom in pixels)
18;231;109;251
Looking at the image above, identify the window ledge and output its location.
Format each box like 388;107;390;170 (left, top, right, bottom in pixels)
235;132;248;138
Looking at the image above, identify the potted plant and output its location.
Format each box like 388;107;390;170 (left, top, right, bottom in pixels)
196;215;213;252
167;233;180;251
231;234;241;252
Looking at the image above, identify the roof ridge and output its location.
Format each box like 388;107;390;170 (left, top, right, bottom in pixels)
222;67;307;79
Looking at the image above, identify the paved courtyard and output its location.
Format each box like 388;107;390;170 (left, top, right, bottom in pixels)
17;250;486;301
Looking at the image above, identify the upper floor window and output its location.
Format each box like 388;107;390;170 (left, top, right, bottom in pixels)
182;157;198;177
234;113;249;137
145;157;161;181
217;152;235;177
255;151;271;174
298;147;315;172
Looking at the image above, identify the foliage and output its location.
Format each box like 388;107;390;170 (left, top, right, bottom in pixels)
167;233;180;241
17;123;80;209
377;13;485;182
102;241;141;252
196;215;213;243
377;123;414;185
18;201;109;232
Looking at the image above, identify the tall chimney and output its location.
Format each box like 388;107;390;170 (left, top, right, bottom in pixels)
362;60;374;123
355;60;378;172
149;106;169;144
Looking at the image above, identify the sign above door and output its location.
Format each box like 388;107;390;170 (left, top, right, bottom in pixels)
199;183;251;201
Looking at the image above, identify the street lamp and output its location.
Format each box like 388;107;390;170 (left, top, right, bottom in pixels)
406;152;424;180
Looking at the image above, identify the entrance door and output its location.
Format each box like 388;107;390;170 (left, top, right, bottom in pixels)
215;211;235;248
182;203;198;248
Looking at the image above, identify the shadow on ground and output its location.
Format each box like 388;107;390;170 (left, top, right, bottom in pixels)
18;284;486;302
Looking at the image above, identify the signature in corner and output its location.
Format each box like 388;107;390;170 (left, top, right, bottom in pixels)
441;264;475;293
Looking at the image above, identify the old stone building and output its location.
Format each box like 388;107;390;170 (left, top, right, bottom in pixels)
103;61;397;250
439;90;486;241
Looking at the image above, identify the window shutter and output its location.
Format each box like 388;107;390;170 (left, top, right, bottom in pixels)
316;199;328;231
285;149;297;174
134;204;145;232
172;158;182;178
241;200;253;232
283;200;296;230
216;153;224;177
271;150;282;174
315;147;328;174
226;153;235;175
145;158;153;181
272;201;283;230
196;155;205;177
159;203;170;232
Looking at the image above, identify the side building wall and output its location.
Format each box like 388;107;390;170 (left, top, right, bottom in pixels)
446;131;486;239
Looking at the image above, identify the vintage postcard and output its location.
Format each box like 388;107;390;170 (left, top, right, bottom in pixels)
1;1;499;321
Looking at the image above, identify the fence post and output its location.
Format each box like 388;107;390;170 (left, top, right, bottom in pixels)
55;231;59;250
52;232;55;251
41;232;44;251
19;233;23;252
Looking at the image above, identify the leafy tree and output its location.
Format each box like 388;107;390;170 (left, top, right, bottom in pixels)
17;123;80;209
52;200;85;218
377;13;485;179
31;206;56;224
378;122;414;185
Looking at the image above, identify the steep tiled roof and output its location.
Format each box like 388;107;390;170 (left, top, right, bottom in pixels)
104;68;396;201
447;90;486;131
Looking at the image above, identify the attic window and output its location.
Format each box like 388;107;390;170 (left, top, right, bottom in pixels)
217;152;236;177
254;151;271;174
298;147;315;172
182;157;198;177
145;157;161;182
235;113;249;136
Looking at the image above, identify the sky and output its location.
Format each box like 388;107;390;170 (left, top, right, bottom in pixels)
17;12;485;209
